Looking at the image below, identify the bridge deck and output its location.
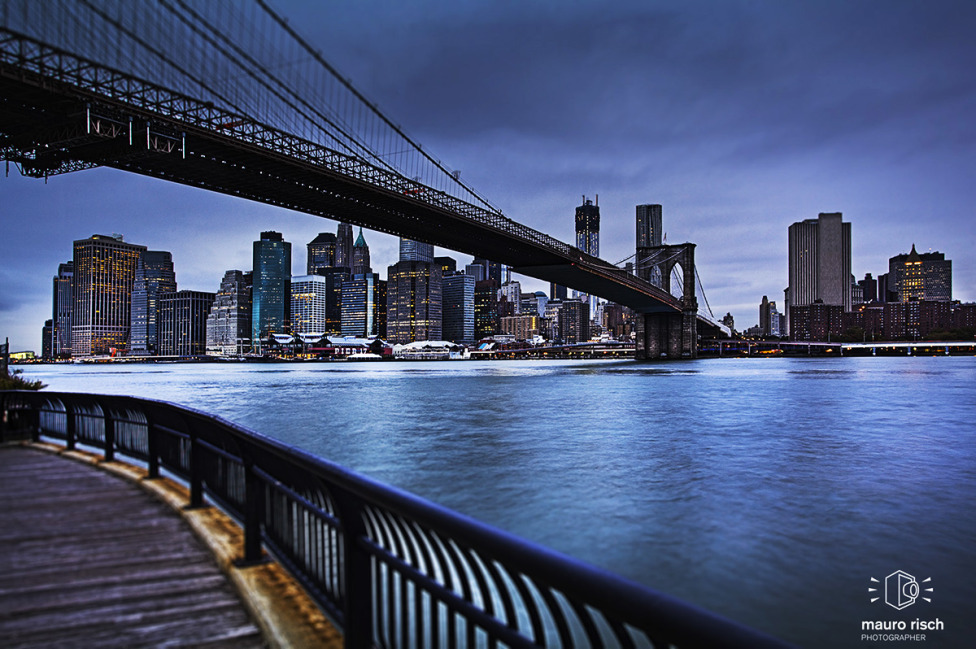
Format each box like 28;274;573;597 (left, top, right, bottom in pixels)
0;445;267;649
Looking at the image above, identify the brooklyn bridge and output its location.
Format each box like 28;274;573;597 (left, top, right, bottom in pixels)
0;0;728;359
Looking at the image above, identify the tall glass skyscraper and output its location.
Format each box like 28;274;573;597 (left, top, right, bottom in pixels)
575;197;600;257
71;234;146;357
341;273;387;338
399;238;434;263
307;232;337;274
387;260;442;343
574;197;600;315
442;272;475;344
336;222;354;270
130;250;176;356
252;231;291;352
52;261;73;359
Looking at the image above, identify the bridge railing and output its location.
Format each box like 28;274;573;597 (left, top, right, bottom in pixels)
0;390;790;649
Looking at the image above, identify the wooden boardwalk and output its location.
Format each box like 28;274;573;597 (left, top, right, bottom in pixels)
0;445;268;648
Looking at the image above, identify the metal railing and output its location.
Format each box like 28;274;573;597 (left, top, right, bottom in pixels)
0;390;792;649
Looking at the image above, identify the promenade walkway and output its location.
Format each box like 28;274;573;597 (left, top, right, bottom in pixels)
0;445;268;648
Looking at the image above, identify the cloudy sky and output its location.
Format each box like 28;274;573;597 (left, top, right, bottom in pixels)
2;0;975;351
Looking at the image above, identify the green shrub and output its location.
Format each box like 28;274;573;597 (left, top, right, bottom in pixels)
0;369;46;391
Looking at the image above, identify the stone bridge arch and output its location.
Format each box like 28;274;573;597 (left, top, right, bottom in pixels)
635;243;698;359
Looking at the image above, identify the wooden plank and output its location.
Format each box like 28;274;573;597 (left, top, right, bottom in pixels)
0;446;268;648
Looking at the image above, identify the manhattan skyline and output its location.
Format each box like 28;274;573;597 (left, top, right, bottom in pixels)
3;0;975;351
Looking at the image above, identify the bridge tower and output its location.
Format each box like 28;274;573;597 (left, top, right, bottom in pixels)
634;243;698;359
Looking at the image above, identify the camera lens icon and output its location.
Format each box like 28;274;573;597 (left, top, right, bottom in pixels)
885;571;919;610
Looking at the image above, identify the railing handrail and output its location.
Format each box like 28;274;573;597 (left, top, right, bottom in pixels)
0;389;793;649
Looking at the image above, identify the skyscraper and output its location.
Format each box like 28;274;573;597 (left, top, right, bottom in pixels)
787;213;852;333
442;272;475;344
559;299;590;344
52;261;73;359
206;270;252;356
252;231;291;352
290;275;330;335
474;278;499;339
387;260;442;343
307;232;337;274
352;227;371;275
341;273;387;338
71;234;146;357
158;290;216;357
888;245;952;302
636;204;663;248
399;238;434;263
472;256;501;285
574;197;600;315
130;250;176;356
858;273;878;304
335;222;354;270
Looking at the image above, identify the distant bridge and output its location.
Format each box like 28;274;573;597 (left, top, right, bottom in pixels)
0;0;726;356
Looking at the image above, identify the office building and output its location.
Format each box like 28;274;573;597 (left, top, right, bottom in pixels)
387;260;442;343
474;278;499;339
559;299;590;344
341;273;387;338
787;213;852;334
336;222;354;270
52;261;73;359
575;197;600;315
465;263;485;282
888;245;952;302
290;275;330;335
499;314;540;341
636;204;663;248
158;290;216;357
858;273;878;304
41;320;53;360
498;281;522;315
252;231;291;352
550;282;567;301
206;270;252;356
442;272;475;344
434;256;457;275
130;250;177;356
307;232;337;274
351;228;371;275
311;267;349;334
399;238;434;263
71;234;146;357
472;256;501;285
603;303;632;339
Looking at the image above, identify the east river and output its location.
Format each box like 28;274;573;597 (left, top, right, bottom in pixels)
20;357;976;648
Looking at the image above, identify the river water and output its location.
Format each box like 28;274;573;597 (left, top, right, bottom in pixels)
20;357;976;648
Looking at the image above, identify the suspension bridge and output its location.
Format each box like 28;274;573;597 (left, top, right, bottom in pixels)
0;0;727;358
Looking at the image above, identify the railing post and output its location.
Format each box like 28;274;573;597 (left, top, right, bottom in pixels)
334;491;373;649
146;414;160;479
0;393;7;441
239;456;266;565
65;401;76;450
103;407;115;462
188;429;204;509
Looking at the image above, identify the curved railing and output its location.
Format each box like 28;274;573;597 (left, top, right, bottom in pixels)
0;390;792;649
